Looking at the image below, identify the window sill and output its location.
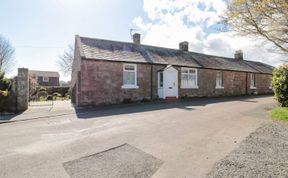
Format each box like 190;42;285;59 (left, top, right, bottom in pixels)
121;85;139;89
181;86;199;89
250;86;256;89
215;86;224;89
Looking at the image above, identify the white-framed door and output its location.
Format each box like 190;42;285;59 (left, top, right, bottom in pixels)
158;65;178;99
158;72;164;99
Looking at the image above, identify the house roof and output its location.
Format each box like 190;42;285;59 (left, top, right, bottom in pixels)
76;35;274;74
29;70;60;78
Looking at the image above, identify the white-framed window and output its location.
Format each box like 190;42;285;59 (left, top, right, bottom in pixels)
181;67;198;88
43;76;49;82
122;64;138;89
269;77;273;89
216;71;224;89
250;73;256;89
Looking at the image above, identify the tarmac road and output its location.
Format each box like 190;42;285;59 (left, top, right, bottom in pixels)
0;96;275;178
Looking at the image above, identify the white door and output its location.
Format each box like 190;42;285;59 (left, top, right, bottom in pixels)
158;72;164;99
163;66;178;98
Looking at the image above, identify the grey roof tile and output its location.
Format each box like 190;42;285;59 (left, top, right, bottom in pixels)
77;36;273;74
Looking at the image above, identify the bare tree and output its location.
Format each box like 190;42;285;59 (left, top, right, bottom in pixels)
222;0;288;54
0;35;15;74
57;45;74;76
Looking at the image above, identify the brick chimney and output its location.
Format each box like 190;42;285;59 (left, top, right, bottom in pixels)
234;50;243;60
179;41;189;51
132;33;140;45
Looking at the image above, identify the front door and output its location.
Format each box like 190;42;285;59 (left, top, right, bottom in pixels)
163;66;178;98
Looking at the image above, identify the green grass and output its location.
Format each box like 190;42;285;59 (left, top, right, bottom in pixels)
271;107;288;121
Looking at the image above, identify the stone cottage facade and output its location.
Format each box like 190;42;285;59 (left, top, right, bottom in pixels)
71;34;273;106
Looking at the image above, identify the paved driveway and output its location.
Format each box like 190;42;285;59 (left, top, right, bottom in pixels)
0;96;275;178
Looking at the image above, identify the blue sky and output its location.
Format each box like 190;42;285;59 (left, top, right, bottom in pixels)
1;0;286;81
1;0;147;80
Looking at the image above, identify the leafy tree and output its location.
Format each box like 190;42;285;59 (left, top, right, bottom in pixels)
272;64;288;107
0;72;11;91
0;35;15;73
0;72;12;97
57;45;74;77
222;0;288;53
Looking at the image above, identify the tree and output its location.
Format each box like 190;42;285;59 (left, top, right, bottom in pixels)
222;0;288;53
0;72;12;97
57;45;74;76
0;35;15;74
272;64;288;107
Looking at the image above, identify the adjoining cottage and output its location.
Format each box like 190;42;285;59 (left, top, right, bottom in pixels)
71;33;273;106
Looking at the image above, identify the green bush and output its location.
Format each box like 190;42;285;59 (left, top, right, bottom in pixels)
0;89;8;97
38;91;48;99
52;92;61;97
52;92;62;100
0;72;16;113
39;87;47;92
272;64;288;107
0;72;11;91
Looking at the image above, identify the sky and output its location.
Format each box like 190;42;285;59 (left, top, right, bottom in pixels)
1;0;287;81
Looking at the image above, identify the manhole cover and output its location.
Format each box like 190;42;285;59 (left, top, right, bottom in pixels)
63;144;163;178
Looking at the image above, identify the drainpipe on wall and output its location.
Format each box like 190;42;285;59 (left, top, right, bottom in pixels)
150;64;153;100
245;72;248;95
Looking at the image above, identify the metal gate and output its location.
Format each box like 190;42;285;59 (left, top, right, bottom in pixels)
29;80;54;107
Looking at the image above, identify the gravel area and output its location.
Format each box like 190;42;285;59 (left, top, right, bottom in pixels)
208;122;288;178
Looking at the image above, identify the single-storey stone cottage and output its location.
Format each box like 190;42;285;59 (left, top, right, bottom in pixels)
71;34;273;106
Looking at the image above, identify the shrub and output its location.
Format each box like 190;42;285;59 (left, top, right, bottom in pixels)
272;64;288;107
0;72;11;91
47;95;53;101
39;87;47;92
52;92;61;97
0;89;8;97
38;91;48;99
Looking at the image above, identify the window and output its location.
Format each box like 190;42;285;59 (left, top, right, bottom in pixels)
250;73;256;88
181;68;198;88
122;64;138;89
43;76;49;82
269;77;273;89
216;71;224;89
159;72;163;88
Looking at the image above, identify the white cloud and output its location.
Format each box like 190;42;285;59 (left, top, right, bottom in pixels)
133;0;287;67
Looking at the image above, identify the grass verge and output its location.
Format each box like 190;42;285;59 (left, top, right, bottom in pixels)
271;107;288;121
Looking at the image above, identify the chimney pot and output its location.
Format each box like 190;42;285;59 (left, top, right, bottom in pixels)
179;41;189;51
234;50;243;60
132;33;140;45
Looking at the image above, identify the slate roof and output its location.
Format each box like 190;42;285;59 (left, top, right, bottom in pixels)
76;35;273;74
29;70;60;78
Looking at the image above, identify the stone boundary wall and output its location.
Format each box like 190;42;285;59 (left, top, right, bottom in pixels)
0;68;29;113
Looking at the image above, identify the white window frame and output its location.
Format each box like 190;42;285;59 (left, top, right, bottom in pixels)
250;73;256;89
216;71;224;89
269;76;273;89
121;63;139;89
43;76;49;82
181;67;198;89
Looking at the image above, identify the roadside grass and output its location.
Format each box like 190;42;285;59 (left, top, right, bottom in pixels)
271;107;288;121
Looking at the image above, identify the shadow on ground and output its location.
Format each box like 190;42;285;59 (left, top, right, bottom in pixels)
74;95;272;119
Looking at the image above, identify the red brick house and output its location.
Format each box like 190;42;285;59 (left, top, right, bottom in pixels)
29;70;60;87
71;34;273;106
